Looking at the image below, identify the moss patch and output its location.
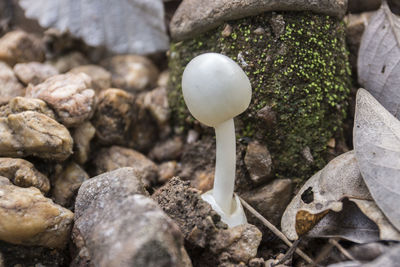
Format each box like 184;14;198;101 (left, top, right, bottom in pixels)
168;12;351;181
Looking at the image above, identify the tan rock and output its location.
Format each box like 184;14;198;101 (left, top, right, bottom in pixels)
144;86;170;127
0;96;56;119
69;65;112;93
52;162;89;207
101;55;159;92
0;30;45;66
0;62;25;105
72;121;96;164
158;161;178;183
48;52;89;73
0;111;73;161
244;141;273;185
149;136;183;162
26;73;96;127
0;177;73;248
0;158;50;193
157;70;169;87
92;146;158;186
92;88;135;145
13;62;58;85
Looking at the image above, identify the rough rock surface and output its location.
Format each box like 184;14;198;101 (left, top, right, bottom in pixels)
153;177;262;265
0;62;24;104
49;52;89;73
26;73;96;127
0;158;50;193
69;64;112;93
149;136;183;162
244;141;273;185
0;30;45;66
13;62;58;85
52;162;89;207
0;96;56;119
170;0;348;40
91;146;158;186
91;88;135;145
101;55;159;92
0;111;73;161
72;121;96;164
0;177;73;248
241;179;293;226
72;168;191;267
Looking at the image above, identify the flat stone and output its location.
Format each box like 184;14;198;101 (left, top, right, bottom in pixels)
244;141;273;185
0;111;73;161
170;0;348;40
101;55;159;92
72;121;96;164
26;73;96;127
72;168;191;267
52;162;89;207
91;88;135;145
0;62;24;105
13;62;58;85
69;64;112;93
0;177;73;248
0;30;45;66
0;158;50;193
241;179;293;226
91;146;158;186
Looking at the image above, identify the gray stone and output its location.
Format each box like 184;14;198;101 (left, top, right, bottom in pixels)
0;62;24;105
69;64;111;93
0;157;50;193
241;179;293;226
13;62;58;85
170;0;348;40
73;168;191;267
244;141;273;185
26;73;96;127
91;146;158;186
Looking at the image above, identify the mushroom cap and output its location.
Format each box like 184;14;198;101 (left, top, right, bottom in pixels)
182;53;252;127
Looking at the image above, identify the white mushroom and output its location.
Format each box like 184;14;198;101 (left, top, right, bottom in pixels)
182;53;252;227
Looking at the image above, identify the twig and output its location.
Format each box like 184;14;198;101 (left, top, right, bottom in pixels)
239;197;316;265
272;239;300;267
329;238;358;262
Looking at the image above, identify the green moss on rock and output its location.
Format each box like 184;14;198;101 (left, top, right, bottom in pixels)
168;12;351;181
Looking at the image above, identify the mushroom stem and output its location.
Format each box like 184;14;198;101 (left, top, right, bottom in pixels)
213;118;236;214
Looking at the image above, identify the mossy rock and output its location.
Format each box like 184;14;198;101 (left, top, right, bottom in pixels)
168;11;351;181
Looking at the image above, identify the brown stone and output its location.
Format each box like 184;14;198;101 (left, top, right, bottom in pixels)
69;64;112;93
149;136;183;162
101;55;159;92
144;86;170;127
0;97;56;119
92;88;135;145
157;70;169;87
0;30;45;66
0;177;73;248
52;162;89;207
158;161;178;183
244;141;273;185
0;111;73;161
92;146;158;186
0;158;50;193
26;73;96;127
13;62;58;85
48;52;89;73
72;121;96;164
241;179;293;226
0;62;24;105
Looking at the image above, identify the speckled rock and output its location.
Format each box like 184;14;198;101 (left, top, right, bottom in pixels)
153;177;262;265
244;141;273;185
91;88;135;145
91;146;158;186
69;64;112;93
144;86;170;127
52;162;89;207
0;96;56;119
72;168;191;267
0;62;24;105
13;62;58;85
101;55;159;92
149;136;183;162
72;121;96;164
0;111;73;161
26;73;96;127
49;52;89;73
0;158;50;193
0;177;73;248
170;0;348;40
0;30;45;66
241;179;293;226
